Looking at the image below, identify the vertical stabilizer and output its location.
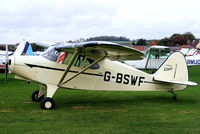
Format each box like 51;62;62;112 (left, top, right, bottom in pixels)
13;40;34;56
153;52;188;82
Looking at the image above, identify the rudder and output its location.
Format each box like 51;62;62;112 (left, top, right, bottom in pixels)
13;40;34;56
153;52;188;82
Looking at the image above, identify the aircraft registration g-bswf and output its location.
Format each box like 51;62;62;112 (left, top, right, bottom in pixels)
8;41;197;109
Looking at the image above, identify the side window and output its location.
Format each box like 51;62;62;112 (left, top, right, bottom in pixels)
160;49;170;59
144;50;149;58
62;53;73;64
150;49;159;59
73;55;100;69
61;54;100;69
74;55;85;67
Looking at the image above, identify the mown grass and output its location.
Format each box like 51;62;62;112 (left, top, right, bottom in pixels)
0;66;200;134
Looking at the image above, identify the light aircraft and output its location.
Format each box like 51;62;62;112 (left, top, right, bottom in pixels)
124;46;171;69
124;46;200;69
180;47;200;66
0;44;16;71
185;54;200;66
8;41;197;109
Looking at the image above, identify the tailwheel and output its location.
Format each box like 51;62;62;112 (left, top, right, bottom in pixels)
40;98;55;110
168;89;177;101
31;90;44;102
172;95;177;101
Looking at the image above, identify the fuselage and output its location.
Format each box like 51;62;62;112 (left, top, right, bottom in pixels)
9;55;185;92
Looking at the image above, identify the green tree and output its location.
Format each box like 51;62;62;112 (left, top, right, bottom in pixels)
31;43;44;51
183;32;195;42
170;33;187;46
136;38;147;46
86;36;130;41
158;38;172;46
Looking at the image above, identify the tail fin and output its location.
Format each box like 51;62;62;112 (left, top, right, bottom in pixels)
153;52;196;86
13;40;34;56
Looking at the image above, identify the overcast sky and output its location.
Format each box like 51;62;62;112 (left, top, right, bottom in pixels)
0;0;200;43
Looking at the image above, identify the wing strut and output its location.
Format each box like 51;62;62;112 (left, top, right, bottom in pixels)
145;49;151;69
59;54;107;86
58;49;80;85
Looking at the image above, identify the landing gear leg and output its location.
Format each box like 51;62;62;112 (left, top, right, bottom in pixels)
31;90;44;102
31;84;46;102
40;84;58;110
168;89;177;100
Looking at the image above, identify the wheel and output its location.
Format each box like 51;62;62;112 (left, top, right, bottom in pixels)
40;98;55;110
31;90;44;102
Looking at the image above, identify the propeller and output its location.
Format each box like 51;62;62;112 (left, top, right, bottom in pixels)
5;44;9;82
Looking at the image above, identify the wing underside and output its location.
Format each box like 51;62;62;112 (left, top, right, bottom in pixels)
55;41;143;61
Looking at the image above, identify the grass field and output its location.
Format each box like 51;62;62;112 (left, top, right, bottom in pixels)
0;66;200;134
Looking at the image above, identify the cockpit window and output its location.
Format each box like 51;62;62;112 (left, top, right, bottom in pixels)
42;47;100;69
42;47;61;62
160;48;171;59
73;55;100;69
150;49;159;59
146;48;171;59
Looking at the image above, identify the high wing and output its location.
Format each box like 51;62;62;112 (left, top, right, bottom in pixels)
55;41;143;61
35;41;58;48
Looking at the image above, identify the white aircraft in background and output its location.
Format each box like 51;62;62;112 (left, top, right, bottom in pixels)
124;46;171;70
124;45;200;69
180;47;200;66
0;44;16;72
7;41;196;110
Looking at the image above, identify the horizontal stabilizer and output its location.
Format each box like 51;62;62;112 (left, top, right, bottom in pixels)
154;77;197;86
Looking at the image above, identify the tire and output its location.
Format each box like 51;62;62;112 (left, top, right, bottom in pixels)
31;90;44;102
40;98;55;110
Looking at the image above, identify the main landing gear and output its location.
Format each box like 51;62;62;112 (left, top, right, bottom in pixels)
31;84;58;110
168;89;177;100
31;90;44;102
40;97;55;109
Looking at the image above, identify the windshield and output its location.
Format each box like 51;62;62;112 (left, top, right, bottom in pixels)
42;47;61;62
145;48;171;59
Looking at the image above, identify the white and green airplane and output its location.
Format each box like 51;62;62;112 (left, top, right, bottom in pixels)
124;45;200;69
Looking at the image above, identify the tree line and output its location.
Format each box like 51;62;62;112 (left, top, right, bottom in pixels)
86;36;130;41
132;32;195;46
69;32;196;46
29;32;196;51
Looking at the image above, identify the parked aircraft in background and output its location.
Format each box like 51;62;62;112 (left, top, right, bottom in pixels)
0;44;16;72
180;47;200;66
1;41;47;74
7;41;196;110
125;45;200;69
124;46;171;69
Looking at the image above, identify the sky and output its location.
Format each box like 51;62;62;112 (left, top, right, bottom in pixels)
0;0;200;43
